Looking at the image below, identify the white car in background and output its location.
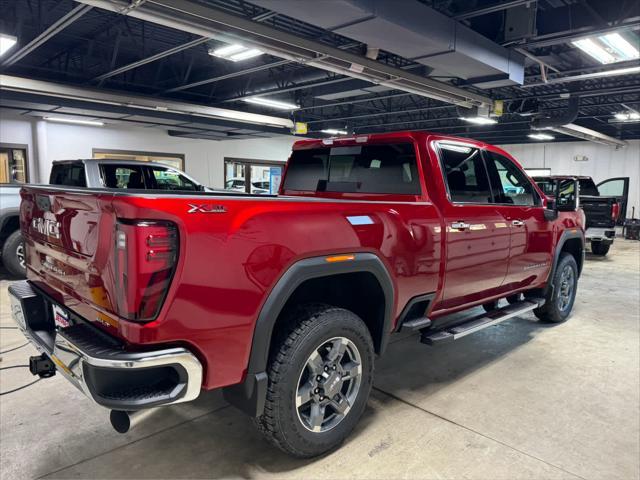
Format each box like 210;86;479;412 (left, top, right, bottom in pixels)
225;177;270;194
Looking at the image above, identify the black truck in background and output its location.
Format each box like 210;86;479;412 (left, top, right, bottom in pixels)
534;176;629;256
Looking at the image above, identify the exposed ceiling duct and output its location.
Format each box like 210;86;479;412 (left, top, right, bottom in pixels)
74;0;492;109
531;97;580;129
0;75;294;130
252;0;526;88
530;96;627;147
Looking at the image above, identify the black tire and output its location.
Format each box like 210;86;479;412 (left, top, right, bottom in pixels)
506;293;523;304
591;242;610;256
534;252;578;323
482;300;499;312
2;230;26;278
254;304;374;458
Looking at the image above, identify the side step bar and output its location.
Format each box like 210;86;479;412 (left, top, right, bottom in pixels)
421;299;544;346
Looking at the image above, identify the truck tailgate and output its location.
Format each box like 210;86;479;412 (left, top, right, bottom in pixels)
20;187;121;330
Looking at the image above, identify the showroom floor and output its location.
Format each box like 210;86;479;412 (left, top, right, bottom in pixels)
1;240;638;480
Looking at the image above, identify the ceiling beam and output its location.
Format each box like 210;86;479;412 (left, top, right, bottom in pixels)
93;36;209;82
514;16;640;48
0;74;294;130
163;59;291;93
454;0;535;21
1;4;93;67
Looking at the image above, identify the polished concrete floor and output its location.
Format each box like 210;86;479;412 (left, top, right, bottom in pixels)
1;240;639;480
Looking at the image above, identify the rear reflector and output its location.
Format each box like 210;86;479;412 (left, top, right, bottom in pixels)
114;221;178;322
611;202;620;222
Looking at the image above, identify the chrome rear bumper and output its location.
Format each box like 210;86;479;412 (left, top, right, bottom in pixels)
8;280;202;410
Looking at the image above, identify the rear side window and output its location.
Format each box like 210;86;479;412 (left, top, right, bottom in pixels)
101;165;146;189
49;163;86;187
284;143;420;195
438;144;492;203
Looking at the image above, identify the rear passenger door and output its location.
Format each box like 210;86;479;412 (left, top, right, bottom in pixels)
483;151;552;290
435;142;511;309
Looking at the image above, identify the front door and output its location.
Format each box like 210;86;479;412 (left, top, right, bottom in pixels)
483;150;553;290
597;177;630;224
435;142;510;309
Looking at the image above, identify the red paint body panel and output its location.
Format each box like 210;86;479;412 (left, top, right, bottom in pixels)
20;131;583;390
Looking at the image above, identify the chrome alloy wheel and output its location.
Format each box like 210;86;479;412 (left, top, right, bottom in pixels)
295;337;362;433
557;264;574;312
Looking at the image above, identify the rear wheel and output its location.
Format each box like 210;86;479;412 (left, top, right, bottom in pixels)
591;242;610;256
255;304;374;458
2;230;26;278
534;253;578;323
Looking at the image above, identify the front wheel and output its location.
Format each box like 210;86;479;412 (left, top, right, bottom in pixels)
534;253;578;323
591;242;610;256
255;304;374;458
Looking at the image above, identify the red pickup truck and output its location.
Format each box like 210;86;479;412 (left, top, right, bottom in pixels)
10;131;584;457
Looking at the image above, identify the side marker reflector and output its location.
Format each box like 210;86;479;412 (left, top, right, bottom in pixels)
325;254;355;263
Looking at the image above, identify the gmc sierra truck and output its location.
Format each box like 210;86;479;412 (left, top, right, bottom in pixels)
10;131;584;458
534;175;619;256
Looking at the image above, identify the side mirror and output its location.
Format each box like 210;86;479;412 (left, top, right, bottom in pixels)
544;178;579;220
544;198;558;221
556;178;579;212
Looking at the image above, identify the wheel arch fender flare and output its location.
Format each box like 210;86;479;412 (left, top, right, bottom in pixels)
550;229;585;282
223;252;395;417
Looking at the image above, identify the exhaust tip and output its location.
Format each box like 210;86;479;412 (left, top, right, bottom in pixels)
110;410;131;434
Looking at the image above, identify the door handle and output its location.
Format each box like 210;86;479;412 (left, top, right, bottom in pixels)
511;220;525;227
451;221;470;230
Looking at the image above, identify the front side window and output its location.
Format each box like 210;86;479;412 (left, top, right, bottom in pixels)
149;167;198;191
485;152;538;206
438;143;492;203
284;143;420;195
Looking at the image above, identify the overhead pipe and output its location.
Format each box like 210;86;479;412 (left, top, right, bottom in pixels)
74;0;492;109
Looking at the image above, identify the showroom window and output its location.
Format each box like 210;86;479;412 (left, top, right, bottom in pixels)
0;144;28;184
283;143;420;195
224;158;283;195
93;149;185;170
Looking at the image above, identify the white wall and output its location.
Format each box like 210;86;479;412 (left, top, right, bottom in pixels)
0;109;296;187
500;140;640;218
2;110;638;217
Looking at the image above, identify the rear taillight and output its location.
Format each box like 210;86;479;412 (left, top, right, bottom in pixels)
611;202;620;222
114;221;178;321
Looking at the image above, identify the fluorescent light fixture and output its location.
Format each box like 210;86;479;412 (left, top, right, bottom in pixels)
229;48;263;61
44;117;104;126
440;143;472;153
572;38;615;64
243;97;299;110
321;128;348;135
209;43;263;62
0;33;17;57
528;133;555;141
460;116;497;125
612;111;640;122
601;33;639;61
572;32;639;64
